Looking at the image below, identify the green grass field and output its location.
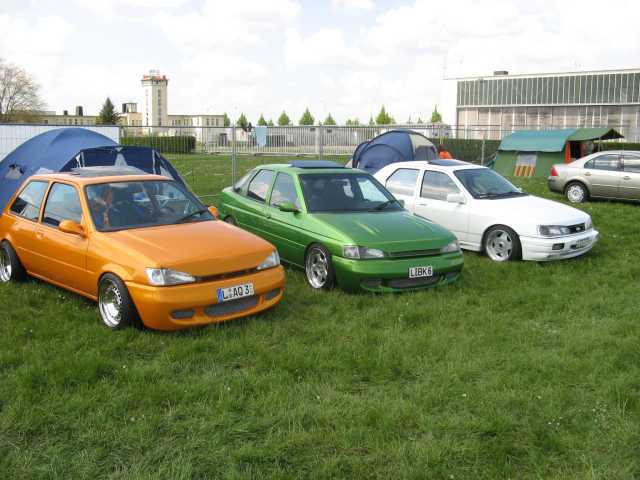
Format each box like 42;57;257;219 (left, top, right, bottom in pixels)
1;154;639;479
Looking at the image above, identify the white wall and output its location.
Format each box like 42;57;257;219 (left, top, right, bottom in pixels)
0;125;120;162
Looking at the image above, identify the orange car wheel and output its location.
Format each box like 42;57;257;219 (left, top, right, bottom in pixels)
98;273;143;330
0;241;26;283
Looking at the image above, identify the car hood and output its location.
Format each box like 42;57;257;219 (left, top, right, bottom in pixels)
484;195;590;225
311;210;455;251
104;220;275;276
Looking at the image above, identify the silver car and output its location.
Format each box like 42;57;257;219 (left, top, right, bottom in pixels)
548;150;640;203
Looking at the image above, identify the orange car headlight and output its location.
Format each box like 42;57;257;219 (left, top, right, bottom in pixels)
146;268;196;286
256;251;280;271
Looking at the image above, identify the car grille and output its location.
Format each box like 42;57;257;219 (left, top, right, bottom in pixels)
567;223;586;234
197;267;260;283
386;275;441;289
205;295;258;317
387;249;441;259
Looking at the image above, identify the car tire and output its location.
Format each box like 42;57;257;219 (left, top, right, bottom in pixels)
98;273;143;330
484;225;521;262
565;182;588;204
304;244;336;290
224;215;237;226
0;241;27;283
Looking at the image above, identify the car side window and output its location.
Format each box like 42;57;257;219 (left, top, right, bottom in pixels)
385;168;419;197
42;183;83;227
589;155;620;171
9;180;49;221
246;169;274;203
420;171;460;201
269;173;301;209
622;155;640;173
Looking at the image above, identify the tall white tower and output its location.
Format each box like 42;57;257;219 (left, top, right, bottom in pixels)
141;70;168;129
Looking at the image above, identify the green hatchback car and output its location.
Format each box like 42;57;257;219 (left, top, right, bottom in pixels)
218;161;463;292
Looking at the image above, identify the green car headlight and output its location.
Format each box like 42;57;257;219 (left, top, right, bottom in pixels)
257;250;280;270
343;246;385;259
538;225;571;237
146;268;196;286
440;240;460;253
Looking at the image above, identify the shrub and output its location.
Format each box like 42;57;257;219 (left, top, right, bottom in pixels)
121;136;196;154
428;138;501;163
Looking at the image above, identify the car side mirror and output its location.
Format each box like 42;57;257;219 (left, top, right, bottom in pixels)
446;193;466;204
59;220;85;236
208;206;218;219
278;202;299;213
396;199;405;208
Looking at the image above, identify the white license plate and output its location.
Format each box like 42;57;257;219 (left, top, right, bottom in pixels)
217;283;254;303
574;238;591;249
409;266;433;278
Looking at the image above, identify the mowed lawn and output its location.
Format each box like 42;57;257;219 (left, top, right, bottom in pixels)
1;154;640;479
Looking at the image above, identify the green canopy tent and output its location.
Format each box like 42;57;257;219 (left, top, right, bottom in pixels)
493;128;623;178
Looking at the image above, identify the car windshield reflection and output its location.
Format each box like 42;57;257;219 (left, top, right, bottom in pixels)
454;169;527;200
86;180;213;231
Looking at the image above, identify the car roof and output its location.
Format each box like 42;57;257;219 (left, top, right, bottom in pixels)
378;160;485;173
256;162;357;175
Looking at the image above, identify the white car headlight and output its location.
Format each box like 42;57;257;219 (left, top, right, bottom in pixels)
440;240;460;253
538;225;571;237
257;250;280;270
146;268;196;286
343;246;385;259
585;216;593;230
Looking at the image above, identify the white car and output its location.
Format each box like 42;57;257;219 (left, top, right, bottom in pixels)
374;160;599;262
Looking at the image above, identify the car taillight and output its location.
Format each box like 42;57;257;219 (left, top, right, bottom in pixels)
550;166;559;177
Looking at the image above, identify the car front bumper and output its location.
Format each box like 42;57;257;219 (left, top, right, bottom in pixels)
520;229;599;261
126;266;285;331
332;251;464;292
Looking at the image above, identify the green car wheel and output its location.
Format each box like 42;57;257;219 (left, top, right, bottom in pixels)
305;244;335;290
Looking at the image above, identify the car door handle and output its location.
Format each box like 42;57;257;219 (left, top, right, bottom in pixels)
584;172;591;176
417;201;428;206
623;176;631;180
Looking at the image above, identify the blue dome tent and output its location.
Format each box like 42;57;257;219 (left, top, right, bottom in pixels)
351;129;437;174
0;128;185;212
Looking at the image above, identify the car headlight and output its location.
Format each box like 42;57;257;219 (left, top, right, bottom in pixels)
146;268;196;286
538;225;571;237
440;240;460;253
343;246;385;259
257;250;280;270
585;216;593;230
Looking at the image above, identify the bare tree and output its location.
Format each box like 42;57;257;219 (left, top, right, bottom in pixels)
0;58;45;122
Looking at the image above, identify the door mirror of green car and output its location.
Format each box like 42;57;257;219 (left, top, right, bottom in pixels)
278;202;299;213
397;199;405;208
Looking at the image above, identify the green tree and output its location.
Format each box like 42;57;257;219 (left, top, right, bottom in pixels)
237;112;249;129
96;97;119;125
322;113;337;126
277;111;291;126
298;107;315;125
223;112;231;127
368;116;375;126
375;105;393;125
267;119;275;127
416;117;425;124
257;114;267;126
430;105;442;123
0;58;44;122
406;116;413;124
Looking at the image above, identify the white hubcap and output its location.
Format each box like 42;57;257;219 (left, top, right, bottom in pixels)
486;230;514;261
99;279;123;327
306;248;329;288
0;248;12;282
567;185;584;203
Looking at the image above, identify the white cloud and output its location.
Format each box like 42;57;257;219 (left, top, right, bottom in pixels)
331;0;374;10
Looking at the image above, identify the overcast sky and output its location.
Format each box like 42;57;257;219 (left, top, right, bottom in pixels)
1;0;639;124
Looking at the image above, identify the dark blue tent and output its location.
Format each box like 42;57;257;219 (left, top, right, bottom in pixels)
351;129;437;174
0;128;184;212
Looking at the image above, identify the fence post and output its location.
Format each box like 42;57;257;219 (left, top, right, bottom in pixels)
231;123;237;185
318;124;324;160
481;131;486;166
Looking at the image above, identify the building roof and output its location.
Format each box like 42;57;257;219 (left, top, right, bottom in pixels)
498;128;624;152
447;67;640;81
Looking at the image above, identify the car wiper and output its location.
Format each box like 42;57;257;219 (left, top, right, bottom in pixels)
176;209;208;223
371;200;397;211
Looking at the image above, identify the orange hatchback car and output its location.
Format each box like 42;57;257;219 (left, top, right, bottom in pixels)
0;167;285;331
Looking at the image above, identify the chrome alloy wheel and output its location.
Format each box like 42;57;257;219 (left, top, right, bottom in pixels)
486;229;514;262
566;184;585;203
99;278;123;328
306;247;329;288
0;248;12;282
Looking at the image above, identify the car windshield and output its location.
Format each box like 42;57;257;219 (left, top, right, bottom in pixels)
299;172;401;213
454;168;527;199
85;180;213;232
